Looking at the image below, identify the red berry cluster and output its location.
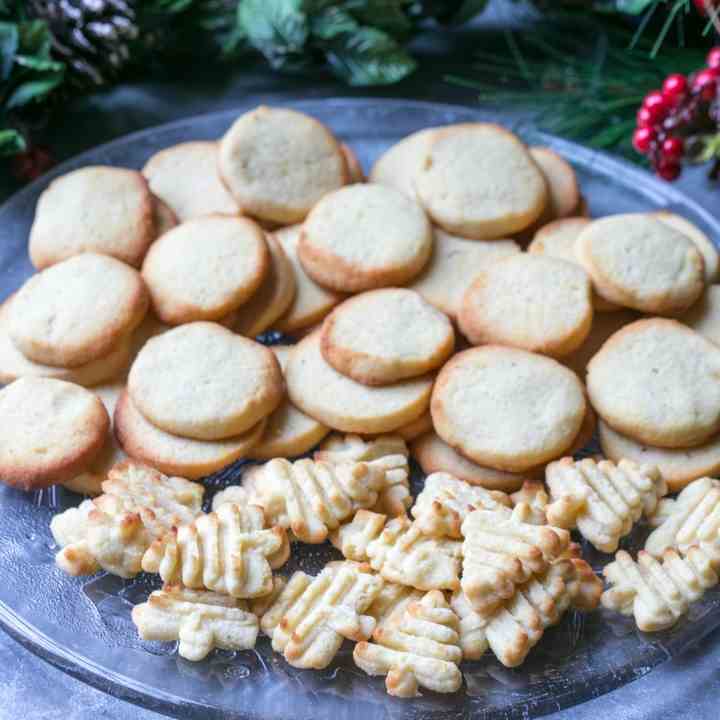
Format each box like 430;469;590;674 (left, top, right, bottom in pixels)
633;46;720;181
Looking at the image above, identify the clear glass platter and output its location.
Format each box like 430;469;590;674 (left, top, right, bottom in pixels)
0;98;719;720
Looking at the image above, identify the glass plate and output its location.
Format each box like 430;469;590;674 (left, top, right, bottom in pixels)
0;98;719;720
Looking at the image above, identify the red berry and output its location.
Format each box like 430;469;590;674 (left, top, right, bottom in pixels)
708;47;720;69
633;127;656;154
695;0;712;15
662;74;688;104
637;107;655;127
657;158;681;181
643;91;669;123
661;136;685;161
693;68;719;100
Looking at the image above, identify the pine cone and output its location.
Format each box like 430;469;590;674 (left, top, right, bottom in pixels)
29;0;139;87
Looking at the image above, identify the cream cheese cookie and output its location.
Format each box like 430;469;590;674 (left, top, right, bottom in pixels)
321;289;454;385
29;166;155;269
9;253;148;368
415;124;547;240
128;322;283;440
273;225;345;333
218;106;347;224
114;390;265;480
576;214;705;316
285;331;433;434
368;128;435;198
458;254;593;358
653;211;719;284
684;285;720;347
141;215;269;325
143;141;239;221
431;346;586;472
152;196;178;237
249;346;329;460
341;143;365;183
529;147;580;219
299;184;432;293
0;378;109;490
408;229;520;320
587;319;720;448
232;234;296;337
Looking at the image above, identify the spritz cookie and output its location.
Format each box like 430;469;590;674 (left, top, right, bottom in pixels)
114;390;265;479
9;253;148;368
684;285;720;347
431;346;586;472
408;229;520;320
653;211;719;284
285;331;433;434
321;289;454;385
415;124;547;240
587;319;720;448
233;234;296;337
141;216;269;325
529;147;580;219
458;254;593;358
576;214;705;316
273;225;345;333
598;420;720;492
0;299;132;387
369;128;435;198
0;378;109;490
249;346;329;460
218;106;347;224
142;141;239;221
299;184;432;293
128;322;283;440
29;166;155;269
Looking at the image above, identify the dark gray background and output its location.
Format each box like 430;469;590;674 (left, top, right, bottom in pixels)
2;2;719;718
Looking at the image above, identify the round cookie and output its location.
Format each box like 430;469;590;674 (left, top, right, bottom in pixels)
369;128;435;198
285;331;433;434
415;124;547;240
249;346;329;460
410;432;529;492
62;382;126;496
431;346;586;472
273;226;345;333
599;420;720;492
576;213;705;316
528;217;617;312
114;389;265;480
394;410;433;442
152;196;179;237
29;166;155;270
128;322;283;440
320;289;454;385
458;254;593;358
143;141;239;221
408;229;520;320
587;318;720;448
0;377;109;490
0;299;132;387
218;106;347;224
341;143;365;183
9;253;149;368
684;285;720;347
652;210;719;284
233;234;296;337
141;216;269;325
299;184;432;292
529;147;580;219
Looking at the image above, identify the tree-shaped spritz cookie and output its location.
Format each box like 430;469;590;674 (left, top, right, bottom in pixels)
545;457;667;552
411;472;511;538
645;477;720;557
451;548;601;666
132;585;259;661
461;507;570;614
141;503;289;598
315;433;412;516
331;510;462;591
601;546;720;631
354;590;462;698
51;460;204;578
252;561;383;669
